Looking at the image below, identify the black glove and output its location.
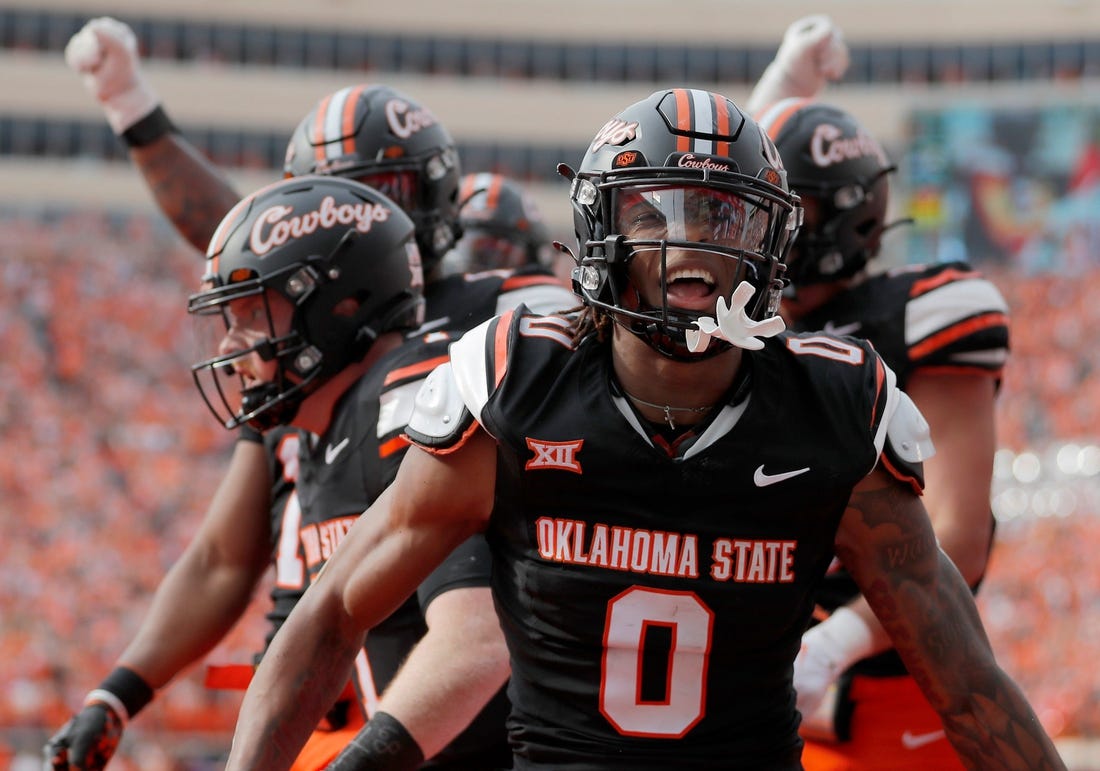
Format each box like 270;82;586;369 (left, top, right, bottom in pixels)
43;667;153;771
43;702;124;770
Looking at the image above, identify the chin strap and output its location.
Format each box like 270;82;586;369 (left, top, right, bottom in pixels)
686;281;786;352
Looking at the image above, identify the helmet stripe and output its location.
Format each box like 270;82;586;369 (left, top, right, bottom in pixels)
756;97;812;141
673;88;693;153
459;173;478;202
340;85;366;157
311;91;334;167
483;173;503;210
713;92;731;157
461;172;502;213
689;89;716;155
206;177;295;257
322;87;352;160
206;193;256;257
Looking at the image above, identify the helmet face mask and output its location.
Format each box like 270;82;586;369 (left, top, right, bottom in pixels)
188;176;425;432
758;98;895;287
190;269;321;431
567;89;801;359
284;84;463;270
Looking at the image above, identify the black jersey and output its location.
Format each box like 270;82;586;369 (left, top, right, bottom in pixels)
791;261;1009;677
409;309;913;770
790;261;1010;390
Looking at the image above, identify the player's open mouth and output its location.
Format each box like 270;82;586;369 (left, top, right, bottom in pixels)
666;267;718;308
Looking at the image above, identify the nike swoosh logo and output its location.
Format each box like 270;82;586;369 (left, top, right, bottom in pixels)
753;465;810;487
823;320;862;336
901;729;946;750
325;437;350;464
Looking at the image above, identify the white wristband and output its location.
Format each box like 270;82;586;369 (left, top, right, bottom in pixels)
83;688;130;725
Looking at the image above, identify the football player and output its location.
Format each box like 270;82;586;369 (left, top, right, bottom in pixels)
43;177;510;771
757;99;1011;770
749;15;1016;768
221;89;1064;770
51;16;574;771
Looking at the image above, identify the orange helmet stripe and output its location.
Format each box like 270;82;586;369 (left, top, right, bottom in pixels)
713;91;731;157
311;92;333;166
756;97;814;141
341;85;366;157
206;193;255;257
673;88;692;153
484;173;503;210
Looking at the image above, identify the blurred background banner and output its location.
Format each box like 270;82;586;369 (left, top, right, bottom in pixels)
2;1;1099;768
905;103;1100;273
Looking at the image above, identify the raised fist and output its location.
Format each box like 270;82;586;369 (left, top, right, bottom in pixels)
64;17;159;134
776;15;850;86
43;702;124;770
746;15;850;115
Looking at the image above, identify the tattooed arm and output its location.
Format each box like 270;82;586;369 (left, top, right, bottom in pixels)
835;468;1066;770
130;134;241;253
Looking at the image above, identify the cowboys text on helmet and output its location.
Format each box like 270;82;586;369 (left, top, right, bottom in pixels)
250;196;395;256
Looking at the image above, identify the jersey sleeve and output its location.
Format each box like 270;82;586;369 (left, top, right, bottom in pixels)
905;264;1010;379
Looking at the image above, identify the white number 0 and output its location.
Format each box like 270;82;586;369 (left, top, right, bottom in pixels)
599;587;714;737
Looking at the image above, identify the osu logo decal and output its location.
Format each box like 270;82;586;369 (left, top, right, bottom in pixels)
589;118;639;152
613;151;640;168
525;438;584;474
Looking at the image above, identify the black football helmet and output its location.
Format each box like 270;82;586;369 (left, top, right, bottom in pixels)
447;173;552;273
563;88;801;359
758;98;896;286
283;84;462;271
188;175;425;431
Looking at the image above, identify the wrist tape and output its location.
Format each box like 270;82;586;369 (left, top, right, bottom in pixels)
84;666;154;724
327;711;424;771
120;105;178;148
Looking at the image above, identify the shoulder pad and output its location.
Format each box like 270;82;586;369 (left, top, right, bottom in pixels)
886;390;934;464
447;314;497;424
878;389;934;491
404;362;476;450
404;313;502;450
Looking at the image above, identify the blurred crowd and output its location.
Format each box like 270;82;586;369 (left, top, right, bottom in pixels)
0;210;262;767
989;263;1100;451
0;209;1098;764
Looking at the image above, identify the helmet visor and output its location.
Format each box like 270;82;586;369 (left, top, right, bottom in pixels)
353;170;419;214
452;228;530;272
614;185;770;252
